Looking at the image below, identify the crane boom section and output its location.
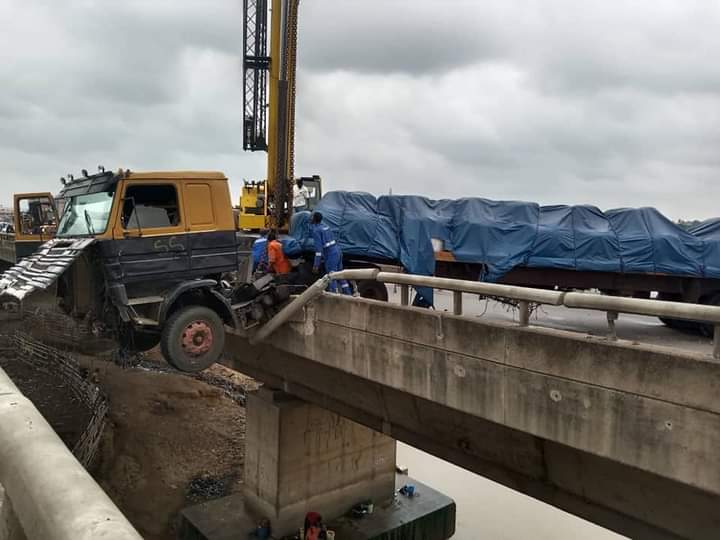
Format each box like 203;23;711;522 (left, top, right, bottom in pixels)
241;0;304;231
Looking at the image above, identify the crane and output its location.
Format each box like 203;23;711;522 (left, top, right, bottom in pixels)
241;0;318;231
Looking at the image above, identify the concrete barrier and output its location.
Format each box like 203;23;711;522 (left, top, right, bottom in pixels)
0;367;141;540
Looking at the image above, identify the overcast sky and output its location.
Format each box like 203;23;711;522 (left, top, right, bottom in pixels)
1;0;719;219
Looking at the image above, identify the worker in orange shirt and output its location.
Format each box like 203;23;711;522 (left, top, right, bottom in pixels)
267;230;291;275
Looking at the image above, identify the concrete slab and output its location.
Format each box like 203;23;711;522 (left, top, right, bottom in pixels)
328;477;456;540
179;476;455;540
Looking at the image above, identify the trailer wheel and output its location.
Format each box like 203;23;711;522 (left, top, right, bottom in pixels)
161;305;225;372
697;293;720;338
656;293;700;333
356;280;388;302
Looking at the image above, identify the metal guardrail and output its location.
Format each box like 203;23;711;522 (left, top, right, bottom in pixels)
9;332;108;467
253;269;720;359
0;367;142;540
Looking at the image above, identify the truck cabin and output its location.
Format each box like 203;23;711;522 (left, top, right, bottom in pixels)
0;193;57;265
14;193;57;241
54;170;241;294
56;170;235;241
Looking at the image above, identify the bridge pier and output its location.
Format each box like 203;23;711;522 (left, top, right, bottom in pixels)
181;387;456;539
244;388;397;534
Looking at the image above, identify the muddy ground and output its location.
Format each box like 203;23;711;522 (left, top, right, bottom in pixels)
0;324;259;540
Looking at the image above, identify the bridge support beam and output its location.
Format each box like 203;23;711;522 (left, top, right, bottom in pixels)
243;388;397;536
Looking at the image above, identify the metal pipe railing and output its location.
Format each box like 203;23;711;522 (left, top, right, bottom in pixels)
562;292;720;323
251;269;720;358
0;368;142;540
250;268;380;344
376;272;565;306
368;271;720;324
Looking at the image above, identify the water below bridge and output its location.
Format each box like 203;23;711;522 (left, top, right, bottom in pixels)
398;443;625;540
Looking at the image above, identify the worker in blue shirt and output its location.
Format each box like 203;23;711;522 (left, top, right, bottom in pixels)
251;230;269;274
311;212;352;294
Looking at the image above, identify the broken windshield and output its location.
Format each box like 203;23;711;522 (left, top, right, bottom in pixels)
57;190;115;237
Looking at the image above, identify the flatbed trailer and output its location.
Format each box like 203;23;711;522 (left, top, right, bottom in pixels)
433;251;720;303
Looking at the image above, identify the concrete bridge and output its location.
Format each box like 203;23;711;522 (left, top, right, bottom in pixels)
222;278;720;540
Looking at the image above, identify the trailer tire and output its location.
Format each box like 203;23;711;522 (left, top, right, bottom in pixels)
356;280;388;302
697;293;720;338
161;305;225;372
656;293;700;333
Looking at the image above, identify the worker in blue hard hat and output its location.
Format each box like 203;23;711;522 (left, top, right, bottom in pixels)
310;212;352;294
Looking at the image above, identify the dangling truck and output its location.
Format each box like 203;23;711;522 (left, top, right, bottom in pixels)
0;170;327;371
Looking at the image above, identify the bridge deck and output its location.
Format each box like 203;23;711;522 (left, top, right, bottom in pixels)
223;293;720;540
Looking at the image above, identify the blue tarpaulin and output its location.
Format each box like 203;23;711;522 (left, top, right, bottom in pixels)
691;219;720;278
290;191;719;304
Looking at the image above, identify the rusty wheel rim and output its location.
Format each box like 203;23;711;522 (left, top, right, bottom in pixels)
181;320;213;357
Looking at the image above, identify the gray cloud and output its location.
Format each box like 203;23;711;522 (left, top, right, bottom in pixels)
1;0;720;221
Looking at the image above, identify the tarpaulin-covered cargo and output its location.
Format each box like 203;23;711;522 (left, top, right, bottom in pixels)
608;207;705;276
290;191;720;303
691;219;720;279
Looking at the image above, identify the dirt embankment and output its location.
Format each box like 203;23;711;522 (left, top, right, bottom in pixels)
87;357;258;540
1;327;257;540
2;305;259;539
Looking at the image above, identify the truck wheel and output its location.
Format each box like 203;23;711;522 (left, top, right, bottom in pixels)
657;293;697;332
161;305;225;372
356;280;388;302
698;293;720;338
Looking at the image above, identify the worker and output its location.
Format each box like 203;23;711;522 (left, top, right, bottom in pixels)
303;512;327;540
311;212;352;294
251;229;269;273
293;178;310;213
267;230;291;275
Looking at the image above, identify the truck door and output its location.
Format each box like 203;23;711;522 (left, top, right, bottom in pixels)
112;181;190;282
183;181;239;276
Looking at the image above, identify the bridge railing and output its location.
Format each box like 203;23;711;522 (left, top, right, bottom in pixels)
0;367;142;540
253;269;720;359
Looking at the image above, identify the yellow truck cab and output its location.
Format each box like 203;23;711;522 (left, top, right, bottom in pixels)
0;192;57;268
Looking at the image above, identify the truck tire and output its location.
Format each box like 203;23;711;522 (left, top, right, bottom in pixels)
657;293;690;331
356;280;388;302
698;293;720;338
656;293;702;333
161;305;225;372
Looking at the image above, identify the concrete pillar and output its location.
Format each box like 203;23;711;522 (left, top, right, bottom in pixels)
243;388;396;535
